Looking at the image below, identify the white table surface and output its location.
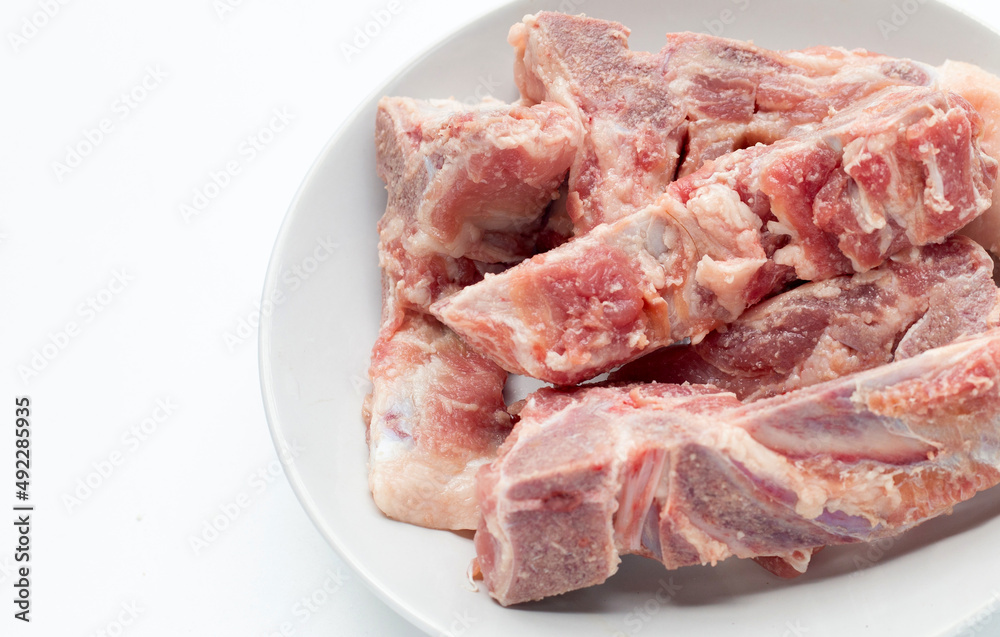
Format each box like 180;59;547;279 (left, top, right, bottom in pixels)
4;0;1000;634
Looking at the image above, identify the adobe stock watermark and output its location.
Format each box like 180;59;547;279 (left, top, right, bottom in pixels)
86;601;144;637
349;372;372;399
553;0;587;14
17;268;134;385
877;0;931;40
438;610;480;637
51;65;168;183
340;0;405;62
849;535;899;576
213;0;247;21
179;107;295;223
188;439;303;555
263;567;351;636
953;591;1000;637
781;620;809;637
612;577;682;636
703;0;751;37
62;398;178;513
7;0;72;54
847;477;968;576
222;235;339;352
456;75;504;108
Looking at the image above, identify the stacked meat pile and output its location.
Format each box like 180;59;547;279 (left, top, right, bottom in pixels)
363;12;1000;606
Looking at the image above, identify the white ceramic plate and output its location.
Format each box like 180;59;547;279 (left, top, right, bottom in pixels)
260;2;1000;635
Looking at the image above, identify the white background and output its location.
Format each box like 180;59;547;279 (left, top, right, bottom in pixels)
2;0;1000;635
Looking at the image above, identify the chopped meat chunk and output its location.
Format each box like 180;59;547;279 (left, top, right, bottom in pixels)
476;330;1000;605
938;60;1000;256
367;97;579;529
664;34;936;176
434;87;997;385
610;236;1000;400
510;12;938;231
375;96;579;311
365;311;512;530
509;13;686;233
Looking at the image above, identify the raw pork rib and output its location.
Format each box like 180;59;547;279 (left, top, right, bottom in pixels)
367;97;578;529
663;33;935;177
375;96;579;314
939;61;1000;255
475;330;1000;605
365;311;511;530
434;86;997;385
509;12;937;231
509;13;687;233
510;11;1000;258
610;236;1000;400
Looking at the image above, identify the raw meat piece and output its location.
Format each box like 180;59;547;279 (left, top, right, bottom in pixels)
510;12;1000;253
375;96;579;312
509;13;687;233
610;236;1000;400
938;61;1000;255
365;310;511;530
434;86;997;385
367;97;577;528
663;33;935;177
510;13;937;231
475;330;1000;605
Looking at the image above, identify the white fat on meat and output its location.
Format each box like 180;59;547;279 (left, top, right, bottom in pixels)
475;331;1000;605
937;60;1000;255
610;235;1000;402
434;87;997;385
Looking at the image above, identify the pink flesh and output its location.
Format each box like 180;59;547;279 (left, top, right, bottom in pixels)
610;236;1000;400
476;330;1000;605
434;86;997;385
663;34;935;177
365;311;511;530
509;13;686;233
938;60;1000;257
510;13;937;232
367;97;580;529
375;96;579;312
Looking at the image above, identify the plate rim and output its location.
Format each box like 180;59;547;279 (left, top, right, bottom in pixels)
256;3;535;634
258;2;1000;635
